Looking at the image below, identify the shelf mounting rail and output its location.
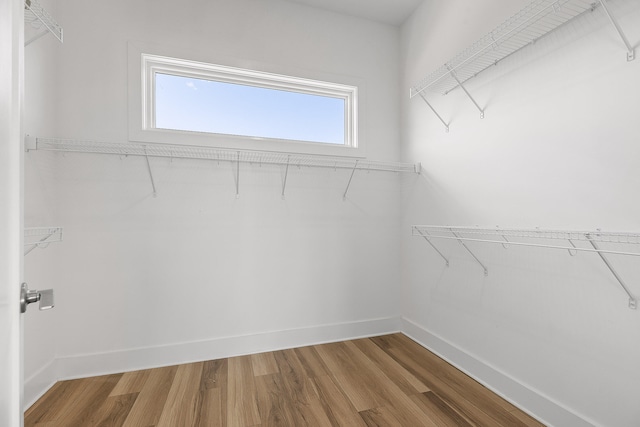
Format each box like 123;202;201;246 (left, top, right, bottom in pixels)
412;225;639;309
410;0;635;131
26;137;421;198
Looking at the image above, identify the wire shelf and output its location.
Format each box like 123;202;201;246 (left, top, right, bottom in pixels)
412;225;640;246
28;137;421;174
24;227;63;255
24;0;63;45
412;225;639;309
410;0;596;98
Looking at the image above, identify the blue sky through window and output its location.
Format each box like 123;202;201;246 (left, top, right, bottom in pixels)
155;73;346;145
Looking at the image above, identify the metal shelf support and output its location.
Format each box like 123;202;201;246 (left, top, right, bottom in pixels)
447;66;485;119
343;160;359;201
235;151;241;198
282;155;290;199
417;92;450;132
567;239;578;256
598;0;635;61
415;228;449;267
451;229;489;276
586;234;637;309
143;148;157;198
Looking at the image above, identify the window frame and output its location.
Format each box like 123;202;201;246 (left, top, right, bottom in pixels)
129;46;362;157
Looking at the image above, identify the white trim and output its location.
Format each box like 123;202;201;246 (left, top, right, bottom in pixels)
24;359;58;411
128;43;363;158
0;0;24;424
401;317;599;427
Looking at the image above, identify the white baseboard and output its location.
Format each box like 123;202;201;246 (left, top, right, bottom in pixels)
25;316;401;410
24;358;59;411
401;317;598;427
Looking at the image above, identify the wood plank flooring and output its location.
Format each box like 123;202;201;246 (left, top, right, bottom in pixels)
25;333;546;426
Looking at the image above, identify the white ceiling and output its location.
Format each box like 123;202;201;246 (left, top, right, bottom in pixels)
284;0;425;26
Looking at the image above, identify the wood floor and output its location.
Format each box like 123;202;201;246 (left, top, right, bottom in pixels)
25;333;545;426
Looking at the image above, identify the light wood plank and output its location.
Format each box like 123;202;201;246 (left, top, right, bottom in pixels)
391;333;522;413
302;377;336;427
251;351;279;377
359;406;404;426
157;362;205;427
24;421;58;426
25;381;75;426
272;349;333;426
293;345;331;378
51;374;122;426
352;337;430;394
109;369;150;396
411;391;474;427
368;334;396;350
122;365;178;427
200;358;228;391
199;359;228;426
315;342;388;411
311;375;368;427
317;341;438;426
256;373;298;426
227;355;261;427
388;345;528;427
195;387;225;427
342;341;439;427
87;392;139;426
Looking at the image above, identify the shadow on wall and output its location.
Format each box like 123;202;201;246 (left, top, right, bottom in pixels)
400;170;479;227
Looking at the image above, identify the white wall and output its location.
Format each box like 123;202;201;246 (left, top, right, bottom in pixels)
23;0;404;406
401;1;640;426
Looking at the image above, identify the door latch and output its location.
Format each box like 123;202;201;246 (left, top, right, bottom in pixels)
20;283;54;313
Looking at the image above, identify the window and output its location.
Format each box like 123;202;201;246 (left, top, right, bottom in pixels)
155;73;347;145
132;53;359;154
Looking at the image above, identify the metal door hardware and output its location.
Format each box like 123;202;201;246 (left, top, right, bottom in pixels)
20;283;54;313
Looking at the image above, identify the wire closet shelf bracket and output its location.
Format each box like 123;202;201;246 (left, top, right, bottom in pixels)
24;227;63;256
26;137;421;199
410;0;635;132
24;0;63;46
412;225;639;310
